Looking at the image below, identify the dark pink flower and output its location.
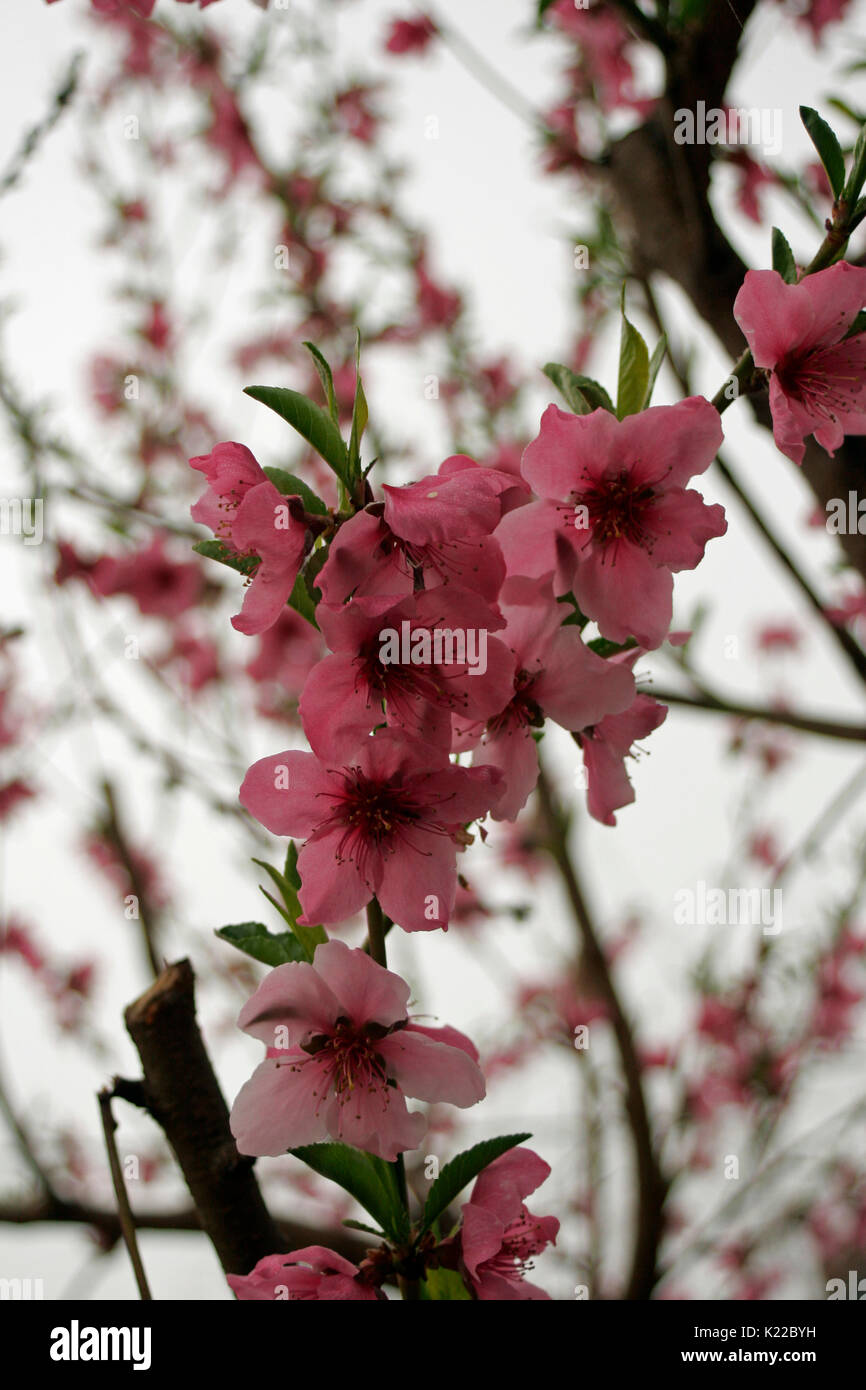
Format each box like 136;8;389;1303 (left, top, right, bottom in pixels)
460;1147;559;1300
90;535;202;619
317;459;511;606
798;0;851;43
729;152;778;225
90;0;156;14
576;691;668;826
190;442;307;636
240;728;502;931
498;399;725;647
733;264;866;464
415;260;461;329
228;1247;380;1300
300;586;515;759
385;14;436;54
229;939;485;1159
453;576;636;820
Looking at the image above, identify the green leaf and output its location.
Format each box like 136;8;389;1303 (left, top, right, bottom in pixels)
844;308;866;339
287;570;320;631
771;227;798;284
215;921;307;967
290;1143;409;1243
799;105;846;199
616;291;650;419
588;635;639;658
302;341;339;425
849;195;866;234
542;362;615;416
253;850;327;962
845;127;866;205
419;1133;532;1235
244;385;349;485
557;592;589;628
263;466;328;516
341;1219;386;1238
642;333;667;409
192;538;258;577
347;330;368;483
419;1267;472;1301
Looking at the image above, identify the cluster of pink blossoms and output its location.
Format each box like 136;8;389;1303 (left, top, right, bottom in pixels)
186;385;731;1296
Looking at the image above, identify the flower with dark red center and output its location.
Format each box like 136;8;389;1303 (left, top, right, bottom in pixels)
733;263;866;465
239;727;502;930
459;1146;559;1300
229;939;485;1159
299;586;514;759
496;398;725;648
453;575;635;819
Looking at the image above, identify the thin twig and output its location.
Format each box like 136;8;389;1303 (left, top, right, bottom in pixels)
97;1087;153;1300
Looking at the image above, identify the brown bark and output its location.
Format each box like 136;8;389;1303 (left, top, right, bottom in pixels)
121;958;344;1278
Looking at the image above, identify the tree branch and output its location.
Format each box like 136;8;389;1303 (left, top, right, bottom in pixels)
121;958;283;1278
535;763;667;1300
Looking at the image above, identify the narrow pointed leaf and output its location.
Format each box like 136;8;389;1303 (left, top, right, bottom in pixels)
799;105;846;198
642;334;667;408
244;385;349;484
302;341;339;425
771;227;798;284
419;1132;532;1234
616;294;650;419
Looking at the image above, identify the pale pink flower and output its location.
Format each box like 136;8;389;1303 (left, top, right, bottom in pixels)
230;939;485;1159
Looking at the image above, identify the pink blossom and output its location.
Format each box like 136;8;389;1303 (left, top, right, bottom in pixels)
415;260;461;329
733;264;866;464
239;728;502;931
729;152;778;225
228;1247;380;1300
797;0;851;42
459;1147;559;1300
576;691;668;826
498;399;725;648
245;609;324;707
90;535;202;619
453;576;636;820
300;586;515;759
546;2;654;117
89;0;157;14
385;15;436;54
317;460;511;605
334;86;381;144
229;939;485;1159
190;442;308;636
